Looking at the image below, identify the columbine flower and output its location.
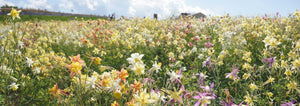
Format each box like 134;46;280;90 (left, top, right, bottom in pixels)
134;89;151;106
69;54;85;66
193;92;215;106
86;75;98;89
118;68;129;84
200;82;214;93
202;56;211;67
263;56;276;67
263;76;275;85
9;82;19;91
249;83;258;91
196;72;208;86
111;101;119;106
162;88;184;105
225;66;240;81
48;83;68;99
291;58;300;68
32;67;41;74
126;99;135;106
286;81;298;92
93;48;100;54
93;57;101;65
167;70;182;82
113;89;122;99
66;62;82;78
130;79;142;93
26;57;34;68
126;53;144;64
7;8;21;20
281;99;296;106
131;63;146;75
220;100;244;106
149;61;162;73
205;41;214;48
143;76;154;86
149;90;162;103
198;54;204;59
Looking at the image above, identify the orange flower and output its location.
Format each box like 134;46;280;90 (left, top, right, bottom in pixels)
118;68;129;84
111;101;119;106
48;83;68;99
125;99;135;106
66;54;85;78
100;77;111;87
69;54;85;66
130;79;142;93
66;62;82;78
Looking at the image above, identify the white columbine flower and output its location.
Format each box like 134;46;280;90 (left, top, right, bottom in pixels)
32;67;40;74
149;61;162;73
9;82;19;91
87;75;98;89
192;46;197;53
26;57;34;68
126;53;144;64
198;54;204;59
167;70;182;82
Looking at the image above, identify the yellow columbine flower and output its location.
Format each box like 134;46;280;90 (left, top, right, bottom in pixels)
267;92;273;97
70;62;82;74
7;8;21;20
9;82;19;91
243;73;251;80
287;81;297;90
113;89;122;99
263;76;275;85
244;95;253;105
292;59;300;67
249;83;258;91
93;57;102;65
111;101;119;106
285;70;292;76
134;90;150;105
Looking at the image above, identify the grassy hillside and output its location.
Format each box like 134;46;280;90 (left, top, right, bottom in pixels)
0;15;106;23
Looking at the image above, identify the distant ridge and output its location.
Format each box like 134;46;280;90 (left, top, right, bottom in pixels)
0;8;106;18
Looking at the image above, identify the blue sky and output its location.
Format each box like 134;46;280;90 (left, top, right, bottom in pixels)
0;0;299;18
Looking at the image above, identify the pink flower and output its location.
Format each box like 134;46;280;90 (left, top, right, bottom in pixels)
281;99;296;106
189;42;193;47
263;56;275;67
202;56;211;67
225;66;240;81
205;41;214;48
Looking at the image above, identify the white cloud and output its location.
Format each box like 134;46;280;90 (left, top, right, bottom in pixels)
23;0;52;10
59;0;74;10
125;0;215;18
0;0;15;6
85;0;98;10
128;6;136;16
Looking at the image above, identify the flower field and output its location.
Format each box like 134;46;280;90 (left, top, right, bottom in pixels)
1;9;300;105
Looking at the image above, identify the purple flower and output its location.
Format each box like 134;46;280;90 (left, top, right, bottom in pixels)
193;92;215;106
220;100;244;106
225;66;240;81
203;56;211;67
281;99;296;106
200;82;214;93
205;41;214;48
181;85;194;100
263;56;275;67
143;76;154;85
175;69;182;87
195;72;208;86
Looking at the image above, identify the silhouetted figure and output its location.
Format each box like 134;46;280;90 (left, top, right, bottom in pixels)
154;13;157;20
